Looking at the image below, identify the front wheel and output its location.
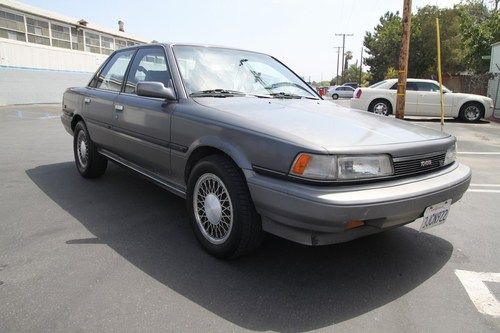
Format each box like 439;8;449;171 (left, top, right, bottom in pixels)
186;155;263;259
332;94;339;100
73;121;107;178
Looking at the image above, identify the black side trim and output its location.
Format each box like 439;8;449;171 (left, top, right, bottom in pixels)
170;143;188;153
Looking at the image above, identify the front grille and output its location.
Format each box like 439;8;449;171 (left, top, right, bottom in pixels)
393;153;446;177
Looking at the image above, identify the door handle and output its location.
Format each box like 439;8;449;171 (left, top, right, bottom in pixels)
84;97;91;104
114;104;124;112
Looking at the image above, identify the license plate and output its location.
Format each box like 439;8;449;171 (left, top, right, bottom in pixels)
420;199;452;231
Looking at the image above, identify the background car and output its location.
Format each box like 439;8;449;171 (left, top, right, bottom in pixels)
350;78;494;122
328;85;355;99
342;82;360;89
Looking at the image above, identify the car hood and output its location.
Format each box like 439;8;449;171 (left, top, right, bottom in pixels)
193;97;450;152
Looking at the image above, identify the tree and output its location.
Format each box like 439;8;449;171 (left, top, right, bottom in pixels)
342;64;371;86
363;12;402;82
457;0;500;73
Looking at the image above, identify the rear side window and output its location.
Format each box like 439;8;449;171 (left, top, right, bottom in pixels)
124;48;171;94
390;81;418;91
94;50;135;91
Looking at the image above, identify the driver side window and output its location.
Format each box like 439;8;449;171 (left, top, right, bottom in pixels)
124;48;171;94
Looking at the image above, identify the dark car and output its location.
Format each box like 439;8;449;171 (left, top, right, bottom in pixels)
61;43;471;258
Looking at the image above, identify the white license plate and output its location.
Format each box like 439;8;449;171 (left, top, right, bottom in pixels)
420;199;452;231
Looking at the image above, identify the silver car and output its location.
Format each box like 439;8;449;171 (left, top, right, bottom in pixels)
61;43;471;258
328;85;356;99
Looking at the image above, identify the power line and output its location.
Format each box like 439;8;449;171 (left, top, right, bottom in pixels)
335;33;354;84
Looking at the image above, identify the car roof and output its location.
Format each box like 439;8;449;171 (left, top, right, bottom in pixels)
115;42;273;58
384;78;438;84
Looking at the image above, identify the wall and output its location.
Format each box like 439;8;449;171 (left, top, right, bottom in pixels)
0;39;105;105
488;43;500;118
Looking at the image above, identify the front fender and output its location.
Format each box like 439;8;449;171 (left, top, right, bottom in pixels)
186;135;252;170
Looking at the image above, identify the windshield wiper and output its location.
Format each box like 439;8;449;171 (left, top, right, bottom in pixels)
268;92;318;99
190;89;246;98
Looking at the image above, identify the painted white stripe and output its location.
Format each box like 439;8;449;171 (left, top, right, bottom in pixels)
455;269;500;317
470;184;500;187
467;189;500;193
458;152;500;155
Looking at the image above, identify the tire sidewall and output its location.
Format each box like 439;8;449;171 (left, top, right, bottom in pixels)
332;94;339;100
460;103;483;122
73;122;92;176
186;158;246;257
371;100;391;116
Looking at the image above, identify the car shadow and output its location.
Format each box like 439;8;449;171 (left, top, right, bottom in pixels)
405;117;489;124
26;162;453;331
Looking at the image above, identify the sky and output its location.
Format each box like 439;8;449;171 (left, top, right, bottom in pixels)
22;0;462;81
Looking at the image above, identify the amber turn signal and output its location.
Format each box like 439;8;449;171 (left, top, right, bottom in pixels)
291;153;312;175
344;220;365;230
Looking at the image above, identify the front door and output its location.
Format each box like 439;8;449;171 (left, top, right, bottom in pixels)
414;81;453;116
82;49;135;150
112;46;175;178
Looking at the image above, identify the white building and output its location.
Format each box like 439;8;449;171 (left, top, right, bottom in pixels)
488;42;500;118
0;0;149;105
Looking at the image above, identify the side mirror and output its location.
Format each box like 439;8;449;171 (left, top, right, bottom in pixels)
137;81;176;100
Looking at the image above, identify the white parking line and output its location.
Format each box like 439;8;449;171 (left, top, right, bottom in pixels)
458;152;500;155
470;184;500;187
467;189;500;193
455;269;500;317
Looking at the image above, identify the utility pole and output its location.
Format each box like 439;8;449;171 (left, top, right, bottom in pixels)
395;0;412;119
335;33;353;84
359;47;364;85
333;46;341;85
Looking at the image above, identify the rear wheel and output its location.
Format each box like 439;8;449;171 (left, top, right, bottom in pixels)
73;121;107;178
459;102;483;123
369;99;392;116
186;155;263;259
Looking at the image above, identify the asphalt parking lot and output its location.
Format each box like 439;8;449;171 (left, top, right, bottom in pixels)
0;103;499;332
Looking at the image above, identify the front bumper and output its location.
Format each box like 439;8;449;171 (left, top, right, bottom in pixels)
61;113;73;135
245;163;471;245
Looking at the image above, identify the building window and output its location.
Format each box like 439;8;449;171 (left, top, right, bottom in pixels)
50;23;70;49
127;40;137;47
0;9;26;41
84;31;100;53
71;27;84;51
100;35;114;55
26;17;50;45
115;38;126;50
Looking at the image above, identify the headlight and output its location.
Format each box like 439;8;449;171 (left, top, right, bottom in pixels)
337;155;393;179
290;153;393;181
444;143;457;165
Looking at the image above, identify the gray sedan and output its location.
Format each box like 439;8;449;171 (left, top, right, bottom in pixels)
61;43;471;258
328;85;356;99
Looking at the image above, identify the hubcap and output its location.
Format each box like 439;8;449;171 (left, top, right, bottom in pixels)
373;102;388;115
193;173;233;244
464;105;480;121
77;131;88;167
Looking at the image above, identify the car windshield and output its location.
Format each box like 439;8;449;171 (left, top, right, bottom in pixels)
173;45;318;99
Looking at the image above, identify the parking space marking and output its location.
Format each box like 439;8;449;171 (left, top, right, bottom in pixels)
455;269;500;317
458;152;500;155
467;189;500;193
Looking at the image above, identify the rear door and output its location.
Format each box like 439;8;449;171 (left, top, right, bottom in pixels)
82;49;135;150
390;81;418;114
112;46;176;178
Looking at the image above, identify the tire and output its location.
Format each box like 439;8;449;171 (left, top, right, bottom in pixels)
369;99;392;116
459;102;483;123
332;94;339;100
186;155;263;259
73;121;107;178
